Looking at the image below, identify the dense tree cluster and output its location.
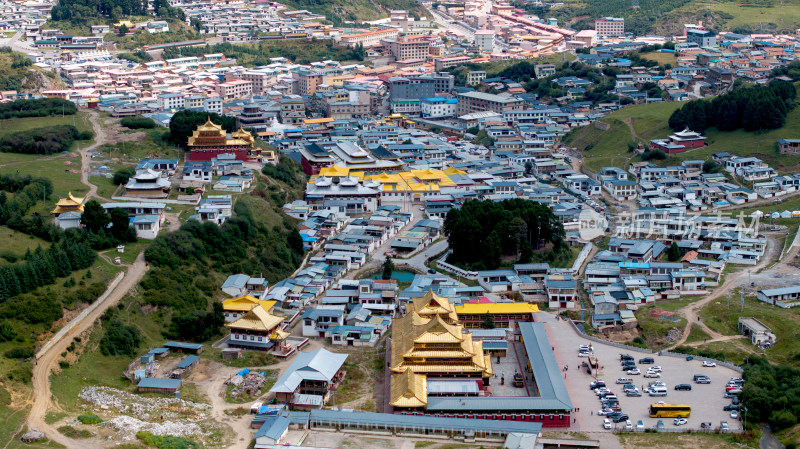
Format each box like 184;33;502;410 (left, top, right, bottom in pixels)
771;60;800;81
741;356;800;431
141;201;304;339
112;167;136;186
162;40;365;66
168;110;236;147
51;0;145;22
99;319;143;356
80;200;138;246
0;98;76;119
165;302;225;342
0;176;64;242
261;154;304;188
443;199;565;270
668;81;797;132
120;116;157;129
0;125;92;155
0;242;96;302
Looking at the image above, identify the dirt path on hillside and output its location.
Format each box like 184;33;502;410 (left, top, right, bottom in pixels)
79;110;113;202
669;236;779;349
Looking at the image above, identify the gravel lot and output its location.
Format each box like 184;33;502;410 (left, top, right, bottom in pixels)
538;313;744;433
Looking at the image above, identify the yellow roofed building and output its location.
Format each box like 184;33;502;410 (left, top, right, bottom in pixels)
187;118;254;162
454;302;539;329
389;290;493;410
51;192;85;216
226;304;292;354
221;295;277;322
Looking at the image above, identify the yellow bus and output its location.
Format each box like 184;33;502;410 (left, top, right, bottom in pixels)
649;404;691;418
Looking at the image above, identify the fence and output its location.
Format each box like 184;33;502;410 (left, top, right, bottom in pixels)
565;319;743;373
435;251;479;280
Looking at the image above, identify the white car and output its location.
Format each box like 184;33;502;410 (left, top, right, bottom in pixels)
731;410;739;419
578;351;591;357
703;361;717;367
603;419;612;429
644;372;661;378
625;420;633;431
597;408;613;416
649;366;663;373
673;418;688;426
626;368;641;375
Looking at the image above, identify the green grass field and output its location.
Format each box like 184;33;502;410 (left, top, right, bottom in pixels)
0;113;92;138
699;290;800;367
684;323;712;345
675;0;800;31
0;227;51;264
566;92;800;174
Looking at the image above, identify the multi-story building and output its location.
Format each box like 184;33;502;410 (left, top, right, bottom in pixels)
474;30;495;52
187;118;254;161
455;91;524;116
382;37;430;61
534;64;556;79
389;72;454;100
687;29;717;47
339;27;400;48
420;97;457;118
324;101;369;120
280;97;305;125
215;79;253;100
157;92;185;110
594;17;624;37
293;69;325;96
467;70;486;86
235;70;275;96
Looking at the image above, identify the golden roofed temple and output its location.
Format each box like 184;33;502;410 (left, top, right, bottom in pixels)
51;192;85;216
389;290;493;409
187;118;255;162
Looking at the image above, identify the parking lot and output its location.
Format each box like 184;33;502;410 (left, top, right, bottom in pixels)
538;313;744;433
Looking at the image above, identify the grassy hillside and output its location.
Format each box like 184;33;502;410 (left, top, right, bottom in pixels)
564;97;800;174
0;49;63;92
280;0;426;24
522;0;800;35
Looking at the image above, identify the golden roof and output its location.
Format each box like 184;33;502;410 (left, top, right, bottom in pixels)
455;302;540;315
222;295;277;313
318;164;351;177
225;304;283;332
270;328;290;340
196;117;223;132
52;192;85;214
389;368;427;408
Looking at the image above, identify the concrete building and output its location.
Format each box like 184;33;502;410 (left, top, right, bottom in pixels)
420;97;457;118
594;17;624;37
456;91;524;116
474;29;495;52
293;69;325;96
339;27;400;47
383;37;430;61
687;29;716;47
467;70;487;86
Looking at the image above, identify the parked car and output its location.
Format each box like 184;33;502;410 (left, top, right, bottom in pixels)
644;372;661;378
625;420;633;431
724;404;740;411
612;414;630;423
732;396;740;405
731;410;739;419
603;419;612;429
620;354;634;361
590;381;606;390
636;420;645;430
639;357;655;364
616;378;633;384
598;408;613;416
725;388;742;397
578;351;591;357
626;368;641;375
694;375;711;384
720;422;729;433
700;422;713;429
648;366;663;373
657;420;665;430
673;418;688;426
703;361;717;367
674;384;692;391
730;377;745;383
626;389;642;397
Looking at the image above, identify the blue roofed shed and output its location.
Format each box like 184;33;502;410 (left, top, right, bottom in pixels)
136;377;182;394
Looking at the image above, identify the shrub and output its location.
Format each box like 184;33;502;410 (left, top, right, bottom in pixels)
4;346;34;359
58;360;70;369
120;116;157;130
113;167;136;186
136;431;198;449
99;319;142;356
0;322;16;342
77;413;103;425
57;426;92;439
0;125;84;155
5;363;32;383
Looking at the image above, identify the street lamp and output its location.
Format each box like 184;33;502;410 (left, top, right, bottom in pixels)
742;406;747;431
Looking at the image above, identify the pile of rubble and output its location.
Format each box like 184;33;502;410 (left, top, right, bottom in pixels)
101;415;207;437
79;386;210;421
227;372;267;398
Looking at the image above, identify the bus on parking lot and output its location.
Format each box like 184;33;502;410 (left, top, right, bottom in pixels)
649;404;691;418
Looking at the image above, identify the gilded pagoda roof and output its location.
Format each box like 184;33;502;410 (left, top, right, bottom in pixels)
51;192;85;214
225;304;283;332
389;368;427;408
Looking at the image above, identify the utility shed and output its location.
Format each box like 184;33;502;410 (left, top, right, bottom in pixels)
136;377;182;394
163;341;205;354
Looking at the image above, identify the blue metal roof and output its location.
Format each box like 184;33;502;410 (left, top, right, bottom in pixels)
137;378;181;390
176;355;200;369
163;341;204;350
308;409;543;434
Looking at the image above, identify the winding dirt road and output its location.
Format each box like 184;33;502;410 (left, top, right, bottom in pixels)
24;110;147;447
